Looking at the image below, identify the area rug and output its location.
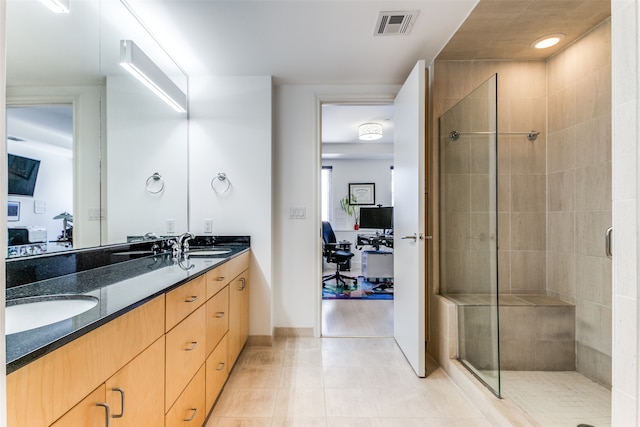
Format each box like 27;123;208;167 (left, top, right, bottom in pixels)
322;276;393;300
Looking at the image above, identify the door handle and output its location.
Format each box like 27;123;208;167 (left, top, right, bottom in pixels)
96;403;111;427
401;234;417;241
605;226;613;259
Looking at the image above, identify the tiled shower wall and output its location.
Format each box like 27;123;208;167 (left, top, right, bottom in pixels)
546;19;612;387
432;18;612;386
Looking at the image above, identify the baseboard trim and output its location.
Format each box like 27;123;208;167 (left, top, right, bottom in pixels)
247;335;273;346
274;327;314;337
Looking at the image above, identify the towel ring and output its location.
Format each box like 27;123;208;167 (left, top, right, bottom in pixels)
146;172;165;194
211;172;231;194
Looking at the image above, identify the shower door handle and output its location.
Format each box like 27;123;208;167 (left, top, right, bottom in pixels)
605;226;613;259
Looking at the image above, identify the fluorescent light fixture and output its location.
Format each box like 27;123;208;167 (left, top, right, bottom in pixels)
119;40;187;113
358;123;383;141
532;33;565;49
40;0;70;13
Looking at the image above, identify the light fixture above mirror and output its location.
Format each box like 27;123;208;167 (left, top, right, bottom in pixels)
358;122;383;141
120;39;187;113
39;0;70;13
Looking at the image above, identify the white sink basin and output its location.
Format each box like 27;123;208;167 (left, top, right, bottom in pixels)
187;249;232;257
6;295;99;335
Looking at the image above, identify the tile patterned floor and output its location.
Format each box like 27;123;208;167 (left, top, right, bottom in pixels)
206;337;494;426
501;370;611;427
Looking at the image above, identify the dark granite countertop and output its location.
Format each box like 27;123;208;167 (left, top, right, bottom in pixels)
6;241;249;374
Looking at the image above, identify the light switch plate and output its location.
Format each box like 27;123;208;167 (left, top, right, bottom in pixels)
166;219;176;234
204;219;213;233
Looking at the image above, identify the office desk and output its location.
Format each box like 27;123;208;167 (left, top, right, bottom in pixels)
356;234;394;250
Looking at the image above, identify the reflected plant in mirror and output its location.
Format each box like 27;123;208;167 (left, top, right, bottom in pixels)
5;0;189;259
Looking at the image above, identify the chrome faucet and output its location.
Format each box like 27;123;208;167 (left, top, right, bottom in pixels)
176;232;195;255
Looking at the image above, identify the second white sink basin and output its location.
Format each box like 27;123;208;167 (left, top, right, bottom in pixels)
187;249;232;257
6;295;99;335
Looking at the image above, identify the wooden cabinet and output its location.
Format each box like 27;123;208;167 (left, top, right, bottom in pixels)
228;270;250;368
205;285;229;356
50;386;106;427
205;334;229;410
165;366;206;427
6;295;165;427
106;337;165;426
166;274;206;332
165;305;206;411
7;251;250;427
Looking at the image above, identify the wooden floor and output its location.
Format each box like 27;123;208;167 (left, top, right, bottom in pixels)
321;265;394;337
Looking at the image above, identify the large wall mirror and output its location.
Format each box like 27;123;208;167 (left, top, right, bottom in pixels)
6;0;189;258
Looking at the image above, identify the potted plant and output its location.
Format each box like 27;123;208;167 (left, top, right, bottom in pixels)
340;195;360;230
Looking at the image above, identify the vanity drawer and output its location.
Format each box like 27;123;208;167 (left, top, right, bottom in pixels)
206;251;249;299
165;305;206;411
205;285;229;356
166;274;206;332
205;334;229;411
165;365;205;427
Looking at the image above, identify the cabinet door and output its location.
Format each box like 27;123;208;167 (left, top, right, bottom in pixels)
205;285;229;357
50;385;106;427
165;365;206;427
205;334;228;411
206;251;249;299
165;305;206;411
106;337;165;426
228;270;249;369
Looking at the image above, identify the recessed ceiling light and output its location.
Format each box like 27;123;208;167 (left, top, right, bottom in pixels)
531;34;565;49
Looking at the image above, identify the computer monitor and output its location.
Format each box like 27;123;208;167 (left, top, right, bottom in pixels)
359;206;393;230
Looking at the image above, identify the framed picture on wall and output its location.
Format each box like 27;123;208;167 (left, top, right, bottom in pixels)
349;183;375;205
8;201;20;221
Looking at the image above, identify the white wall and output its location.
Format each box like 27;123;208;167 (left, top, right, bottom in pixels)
273;84;398;333
0;0;7;422
188;75;272;339
611;1;640;424
7;142;72;243
105;75;188;242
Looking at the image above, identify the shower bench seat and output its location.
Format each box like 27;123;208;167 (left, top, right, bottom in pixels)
446;294;575;371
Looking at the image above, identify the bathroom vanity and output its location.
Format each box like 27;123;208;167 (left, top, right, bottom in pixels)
5;238;250;427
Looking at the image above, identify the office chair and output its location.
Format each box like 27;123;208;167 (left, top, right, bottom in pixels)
322;221;358;288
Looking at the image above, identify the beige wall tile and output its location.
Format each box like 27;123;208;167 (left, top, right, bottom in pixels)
511;250;546;292
548;85;577;132
442;174;470;213
575;115;611;169
511;135;546;174
547;251;576;301
511;174;546;212
575;254;612;307
548;171;575;212
547;127;576;173
575;162;612;211
535;306;576;341
547;211;575;253
511;212;546;250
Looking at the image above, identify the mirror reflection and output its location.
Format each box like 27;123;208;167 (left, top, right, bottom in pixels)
6;0;189;259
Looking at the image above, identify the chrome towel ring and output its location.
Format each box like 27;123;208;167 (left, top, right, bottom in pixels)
211;172;231;194
146;172;165;194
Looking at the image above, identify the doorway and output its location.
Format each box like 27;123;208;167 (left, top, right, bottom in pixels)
320;102;395;337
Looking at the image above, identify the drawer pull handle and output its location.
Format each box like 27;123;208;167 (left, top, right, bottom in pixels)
111;387;125;418
96;402;111;427
184;408;198;422
184;295;198;303
185;341;199;351
216;362;225;371
215;312;225;318
239;277;246;291
215;276;225;281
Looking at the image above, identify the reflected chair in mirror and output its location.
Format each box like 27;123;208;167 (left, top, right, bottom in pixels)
322;221;357;288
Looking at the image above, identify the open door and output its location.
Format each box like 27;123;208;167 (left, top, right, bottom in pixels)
393;60;427;377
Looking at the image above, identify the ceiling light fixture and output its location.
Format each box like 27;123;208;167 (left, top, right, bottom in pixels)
120;40;187;113
40;0;70;13
358;123;383;141
532;33;565;49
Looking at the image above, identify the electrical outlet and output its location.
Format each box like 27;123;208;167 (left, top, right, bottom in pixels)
204;219;213;233
166;219;176;234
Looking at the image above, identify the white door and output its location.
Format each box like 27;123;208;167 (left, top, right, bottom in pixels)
393;60;426;377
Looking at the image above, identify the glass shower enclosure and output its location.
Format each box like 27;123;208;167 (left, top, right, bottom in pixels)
438;74;500;396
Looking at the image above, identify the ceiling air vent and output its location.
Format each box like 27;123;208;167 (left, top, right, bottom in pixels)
374;11;419;36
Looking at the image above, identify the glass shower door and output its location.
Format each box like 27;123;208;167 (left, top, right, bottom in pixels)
438;74;500;396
